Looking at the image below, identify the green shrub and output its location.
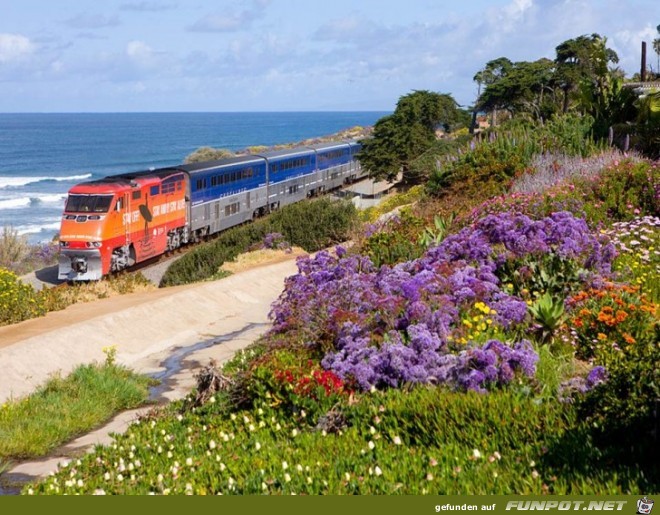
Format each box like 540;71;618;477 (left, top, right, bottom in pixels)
564;283;659;451
573;159;659;222
267;197;358;252
161;198;358;287
359;209;426;267
26;382;656;495
0;268;46;326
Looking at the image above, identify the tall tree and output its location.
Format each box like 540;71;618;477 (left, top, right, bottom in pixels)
358;90;465;183
473;57;513;126
477;58;556;121
554;33;619;113
653;24;660;76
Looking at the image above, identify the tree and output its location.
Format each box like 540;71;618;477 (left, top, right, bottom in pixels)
554;33;619;113
653;24;660;76
477;58;557;121
473;57;513;126
358;90;465;183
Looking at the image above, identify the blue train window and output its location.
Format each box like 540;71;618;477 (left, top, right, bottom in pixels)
150;185;160;196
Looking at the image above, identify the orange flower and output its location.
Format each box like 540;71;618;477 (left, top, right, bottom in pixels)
623;333;636;344
615;310;628;323
597;333;607;341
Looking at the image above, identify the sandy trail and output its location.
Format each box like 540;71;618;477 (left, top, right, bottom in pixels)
0;256;301;404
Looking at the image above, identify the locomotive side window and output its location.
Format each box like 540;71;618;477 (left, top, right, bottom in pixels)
115;198;123;211
132;191;141;200
150;185;160;196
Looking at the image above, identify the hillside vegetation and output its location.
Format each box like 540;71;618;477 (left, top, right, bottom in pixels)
16;29;660;495
26;113;659;494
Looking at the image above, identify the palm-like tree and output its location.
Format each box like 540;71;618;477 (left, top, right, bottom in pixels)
654;24;660;78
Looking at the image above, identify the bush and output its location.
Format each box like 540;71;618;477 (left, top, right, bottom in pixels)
359;210;426;268
573;159;660;222
0;268;46;326
161;198;358;287
267;197;358;252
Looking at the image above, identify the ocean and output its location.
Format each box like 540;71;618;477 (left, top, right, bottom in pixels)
0;112;388;244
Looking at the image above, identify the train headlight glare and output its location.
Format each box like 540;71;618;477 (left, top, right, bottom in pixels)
60;241;69;248
86;241;102;248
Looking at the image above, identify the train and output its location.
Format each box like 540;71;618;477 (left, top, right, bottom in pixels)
57;140;364;281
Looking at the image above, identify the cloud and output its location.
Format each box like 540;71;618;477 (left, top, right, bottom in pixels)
64;13;121;29
0;33;35;63
126;40;154;61
76;32;109;40
187;0;270;33
119;1;178;11
188;12;258;32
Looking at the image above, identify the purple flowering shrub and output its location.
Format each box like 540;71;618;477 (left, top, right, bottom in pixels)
267;210;617;393
558;366;608;404
262;232;292;253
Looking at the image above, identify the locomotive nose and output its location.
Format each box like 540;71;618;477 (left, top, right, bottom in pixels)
71;256;88;274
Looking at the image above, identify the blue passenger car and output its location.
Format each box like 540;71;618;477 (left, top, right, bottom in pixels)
175;140;364;241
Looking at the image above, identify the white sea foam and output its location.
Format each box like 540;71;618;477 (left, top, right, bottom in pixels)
0;197;31;209
35;193;67;204
14;220;62;236
0;173;92;189
0;193;66;210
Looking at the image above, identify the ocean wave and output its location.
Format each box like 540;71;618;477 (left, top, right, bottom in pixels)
0;173;92;189
0;194;66;210
14;220;62;236
0;197;31;209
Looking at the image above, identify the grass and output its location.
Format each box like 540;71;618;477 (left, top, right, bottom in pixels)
0;355;153;460
23;368;657;494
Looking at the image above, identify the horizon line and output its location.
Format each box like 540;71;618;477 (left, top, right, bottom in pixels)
0;110;392;115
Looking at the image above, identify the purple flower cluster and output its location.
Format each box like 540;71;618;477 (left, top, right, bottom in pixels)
472;211;615;273
321;334;538;393
558;366;609;403
262;232;292;253
269;211;613;392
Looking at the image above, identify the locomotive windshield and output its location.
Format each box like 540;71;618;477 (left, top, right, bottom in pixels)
65;194;114;213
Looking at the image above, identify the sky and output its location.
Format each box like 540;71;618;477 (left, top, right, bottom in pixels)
0;0;658;112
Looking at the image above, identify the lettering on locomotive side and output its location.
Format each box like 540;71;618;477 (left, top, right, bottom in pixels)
153;199;185;217
122;210;142;225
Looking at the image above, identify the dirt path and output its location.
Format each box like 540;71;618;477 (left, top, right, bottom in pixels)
0;254;302;403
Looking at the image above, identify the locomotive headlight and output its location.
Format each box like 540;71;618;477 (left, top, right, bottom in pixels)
60;241;69;248
86;241;102;248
